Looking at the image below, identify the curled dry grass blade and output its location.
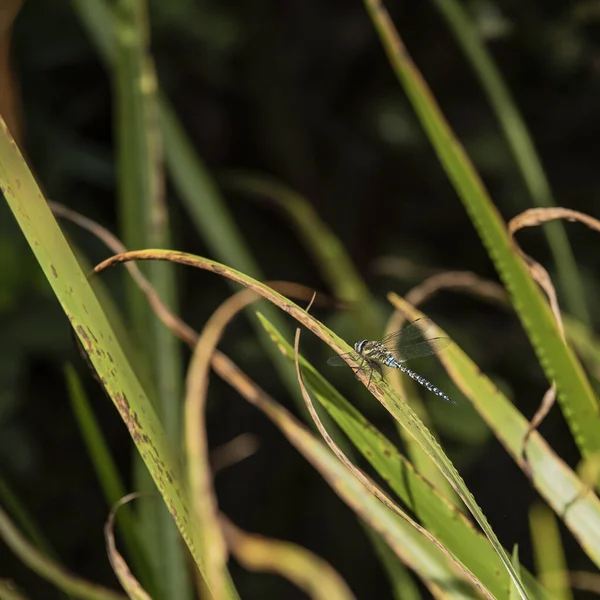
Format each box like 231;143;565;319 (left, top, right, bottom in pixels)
220;515;355;600
508;207;600;447
0;505;126;600
363;0;600;469
105;494;153;600
184;277;325;599
95;249;530;597
389;293;600;568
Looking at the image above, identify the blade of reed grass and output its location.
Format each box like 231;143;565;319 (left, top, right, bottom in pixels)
363;0;600;464
112;2;189;597
64;364;155;594
0;116;238;597
71;0;309;415
430;0;589;327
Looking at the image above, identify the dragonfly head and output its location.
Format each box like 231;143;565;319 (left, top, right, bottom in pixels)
354;339;367;354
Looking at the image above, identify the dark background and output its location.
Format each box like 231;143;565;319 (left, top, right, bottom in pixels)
2;0;600;597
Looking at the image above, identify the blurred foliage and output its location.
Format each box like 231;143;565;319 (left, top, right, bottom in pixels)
2;0;600;598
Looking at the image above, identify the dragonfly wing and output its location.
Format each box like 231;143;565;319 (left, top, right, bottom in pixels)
380;318;435;348
394;337;451;362
327;352;358;367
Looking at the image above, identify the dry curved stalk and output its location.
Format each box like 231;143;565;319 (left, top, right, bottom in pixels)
105;493;153;600
220;514;355;600
570;570;600;594
292;317;493;599
508;207;600;235
186;282;330;599
211;434;260;474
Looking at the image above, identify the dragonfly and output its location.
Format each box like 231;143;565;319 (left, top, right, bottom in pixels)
327;318;455;404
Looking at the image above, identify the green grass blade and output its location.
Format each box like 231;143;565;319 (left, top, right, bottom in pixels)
430;0;589;326
367;530;422;600
71;0;313;414
223;170;381;336
0;118;238;598
391;293;600;568
529;504;573;600
0;475;57;564
364;0;600;462
0;505;126;600
0;580;29;600
64;364;155;593
112;1;190;597
257;312;548;600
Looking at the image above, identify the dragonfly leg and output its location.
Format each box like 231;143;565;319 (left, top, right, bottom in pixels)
350;357;366;379
367;362;383;390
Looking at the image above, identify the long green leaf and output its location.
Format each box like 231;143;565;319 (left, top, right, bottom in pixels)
71;0;308;415
65;364;155;593
223;170;381;336
364;0;600;463
0;115;237;598
112;1;190;596
430;0;589;326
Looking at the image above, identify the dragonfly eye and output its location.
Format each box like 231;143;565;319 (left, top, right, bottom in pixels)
354;340;366;353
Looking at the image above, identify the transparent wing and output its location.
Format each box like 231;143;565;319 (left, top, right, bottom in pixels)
394;337;451;363
327;352;359;367
380;318;435;348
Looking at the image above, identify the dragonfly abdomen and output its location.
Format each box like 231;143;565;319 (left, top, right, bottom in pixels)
396;363;455;405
